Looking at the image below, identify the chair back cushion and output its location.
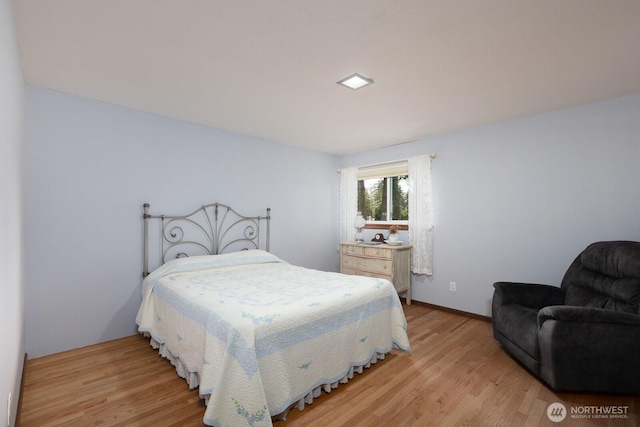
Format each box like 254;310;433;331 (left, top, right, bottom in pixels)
561;241;640;314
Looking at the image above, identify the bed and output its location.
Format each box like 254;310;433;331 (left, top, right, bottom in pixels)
136;202;410;427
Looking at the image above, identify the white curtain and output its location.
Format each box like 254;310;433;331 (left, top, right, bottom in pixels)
408;155;434;275
339;166;358;243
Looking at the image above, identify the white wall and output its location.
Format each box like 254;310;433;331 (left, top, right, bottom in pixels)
24;86;339;357
339;93;640;316
0;1;25;425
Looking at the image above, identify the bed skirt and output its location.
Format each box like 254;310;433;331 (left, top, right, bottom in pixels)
146;334;388;422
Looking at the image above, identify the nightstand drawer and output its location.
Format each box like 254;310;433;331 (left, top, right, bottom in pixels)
363;246;391;259
342;269;408;293
342;267;391;281
342;245;365;256
341;255;392;275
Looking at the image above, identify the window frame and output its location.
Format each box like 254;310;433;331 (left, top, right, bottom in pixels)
356;160;409;230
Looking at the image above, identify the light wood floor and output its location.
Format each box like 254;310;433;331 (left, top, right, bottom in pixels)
20;304;638;426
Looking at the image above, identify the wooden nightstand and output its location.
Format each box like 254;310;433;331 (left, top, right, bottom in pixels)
340;242;412;304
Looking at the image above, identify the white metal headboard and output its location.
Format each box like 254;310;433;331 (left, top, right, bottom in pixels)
143;202;271;277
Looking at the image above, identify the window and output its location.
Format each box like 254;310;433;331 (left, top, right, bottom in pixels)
339;154;434;274
356;161;409;227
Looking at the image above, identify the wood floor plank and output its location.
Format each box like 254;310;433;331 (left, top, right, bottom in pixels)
19;304;639;426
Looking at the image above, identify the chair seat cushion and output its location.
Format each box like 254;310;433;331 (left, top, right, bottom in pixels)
493;304;539;360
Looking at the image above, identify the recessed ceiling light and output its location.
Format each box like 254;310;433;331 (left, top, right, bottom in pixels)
337;73;374;90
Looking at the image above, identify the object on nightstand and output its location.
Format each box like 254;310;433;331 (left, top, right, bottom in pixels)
372;233;385;243
388;225;400;243
354;213;366;242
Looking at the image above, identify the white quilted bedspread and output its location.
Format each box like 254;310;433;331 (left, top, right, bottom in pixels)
136;250;410;427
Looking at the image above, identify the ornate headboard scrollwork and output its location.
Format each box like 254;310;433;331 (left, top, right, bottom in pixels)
143;202;271;277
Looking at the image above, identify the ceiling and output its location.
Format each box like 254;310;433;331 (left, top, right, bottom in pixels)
12;1;640;155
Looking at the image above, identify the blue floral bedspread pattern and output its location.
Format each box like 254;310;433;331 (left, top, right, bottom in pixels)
136;250;410;427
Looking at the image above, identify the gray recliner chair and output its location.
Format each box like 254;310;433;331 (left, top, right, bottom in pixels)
492;241;640;394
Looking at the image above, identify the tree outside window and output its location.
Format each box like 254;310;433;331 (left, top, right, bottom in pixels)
357;175;408;222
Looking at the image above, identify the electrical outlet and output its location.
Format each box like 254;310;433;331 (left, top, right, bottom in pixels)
449;281;456;292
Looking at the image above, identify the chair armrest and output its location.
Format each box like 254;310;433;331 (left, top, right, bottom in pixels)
493;282;564;311
538;305;640;327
